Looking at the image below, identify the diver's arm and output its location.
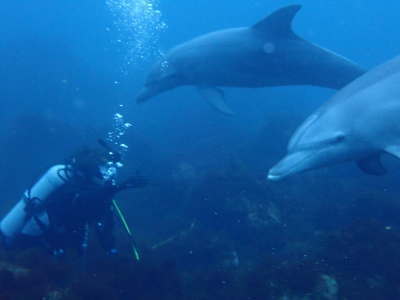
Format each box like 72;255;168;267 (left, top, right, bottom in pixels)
94;205;117;254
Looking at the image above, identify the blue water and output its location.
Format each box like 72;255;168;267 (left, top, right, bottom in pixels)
1;0;400;299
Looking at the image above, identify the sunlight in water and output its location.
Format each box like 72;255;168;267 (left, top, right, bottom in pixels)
106;0;167;67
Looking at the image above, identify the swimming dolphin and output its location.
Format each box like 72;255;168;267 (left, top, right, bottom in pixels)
268;54;400;181
137;5;365;115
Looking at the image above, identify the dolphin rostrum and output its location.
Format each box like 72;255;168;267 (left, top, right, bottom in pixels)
137;5;365;115
268;54;400;181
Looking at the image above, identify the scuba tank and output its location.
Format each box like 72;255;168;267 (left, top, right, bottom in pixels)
0;165;68;240
0;143;117;243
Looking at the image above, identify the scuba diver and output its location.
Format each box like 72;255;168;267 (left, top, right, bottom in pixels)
0;140;146;258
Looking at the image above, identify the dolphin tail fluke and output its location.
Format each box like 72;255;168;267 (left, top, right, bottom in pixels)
197;87;235;116
252;5;302;37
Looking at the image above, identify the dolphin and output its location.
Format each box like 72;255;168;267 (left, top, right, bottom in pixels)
268;54;400;181
137;5;365;115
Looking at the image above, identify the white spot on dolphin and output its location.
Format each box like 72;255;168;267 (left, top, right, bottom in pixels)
263;42;276;54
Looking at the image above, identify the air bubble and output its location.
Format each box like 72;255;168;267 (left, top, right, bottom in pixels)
106;109;132;160
106;0;167;67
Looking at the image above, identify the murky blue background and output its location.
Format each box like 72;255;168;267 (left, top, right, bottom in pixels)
1;1;400;298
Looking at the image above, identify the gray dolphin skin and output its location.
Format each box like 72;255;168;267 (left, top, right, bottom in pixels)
137;5;365;115
268;54;400;181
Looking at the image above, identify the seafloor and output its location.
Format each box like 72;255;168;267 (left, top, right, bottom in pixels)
1;162;399;300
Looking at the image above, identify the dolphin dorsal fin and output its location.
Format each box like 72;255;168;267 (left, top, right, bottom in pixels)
252;5;302;37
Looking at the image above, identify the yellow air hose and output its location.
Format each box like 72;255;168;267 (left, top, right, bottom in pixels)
112;199;140;261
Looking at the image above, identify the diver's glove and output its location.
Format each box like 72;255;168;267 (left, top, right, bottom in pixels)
117;175;148;191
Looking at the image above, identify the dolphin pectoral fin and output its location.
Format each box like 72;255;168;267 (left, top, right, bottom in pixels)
197;87;235;116
252;5;301;37
356;155;387;176
385;145;400;159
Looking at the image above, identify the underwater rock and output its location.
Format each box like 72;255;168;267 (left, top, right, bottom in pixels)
366;275;385;289
279;295;309;300
42;289;69;300
243;196;282;228
222;250;240;268
273;274;338;300
172;162;198;183
0;261;30;279
314;274;338;300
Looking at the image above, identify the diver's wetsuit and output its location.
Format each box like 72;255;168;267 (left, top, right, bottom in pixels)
16;169;118;255
43;181;117;255
1;157;146;255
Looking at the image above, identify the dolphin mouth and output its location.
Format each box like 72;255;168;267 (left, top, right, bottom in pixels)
136;81;179;103
136;86;154;103
267;173;282;181
268;150;317;181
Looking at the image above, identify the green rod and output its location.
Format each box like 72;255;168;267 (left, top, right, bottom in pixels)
112;199;140;261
